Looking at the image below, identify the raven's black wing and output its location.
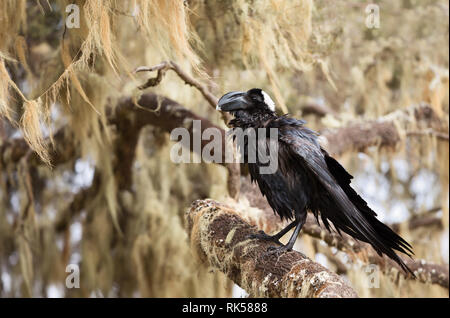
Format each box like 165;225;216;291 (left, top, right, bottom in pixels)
246;122;309;221
279;123;414;275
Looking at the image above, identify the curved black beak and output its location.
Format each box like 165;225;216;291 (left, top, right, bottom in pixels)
216;91;250;112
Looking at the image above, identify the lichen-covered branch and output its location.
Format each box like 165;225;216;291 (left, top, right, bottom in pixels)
320;104;449;156
185;199;358;298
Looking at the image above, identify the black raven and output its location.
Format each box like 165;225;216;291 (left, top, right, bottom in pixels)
217;88;414;275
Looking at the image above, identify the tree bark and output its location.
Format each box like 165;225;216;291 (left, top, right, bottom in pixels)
185;199;358;298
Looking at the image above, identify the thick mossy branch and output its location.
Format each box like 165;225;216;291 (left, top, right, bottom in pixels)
185;199;358;298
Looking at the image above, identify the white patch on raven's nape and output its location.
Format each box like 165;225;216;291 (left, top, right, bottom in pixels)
261;90;275;111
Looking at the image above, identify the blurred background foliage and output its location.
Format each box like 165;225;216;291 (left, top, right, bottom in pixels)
0;0;448;297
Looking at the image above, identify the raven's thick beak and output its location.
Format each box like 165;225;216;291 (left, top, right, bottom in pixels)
216;91;249;112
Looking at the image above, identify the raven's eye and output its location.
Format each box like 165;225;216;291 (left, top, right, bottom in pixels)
250;95;260;102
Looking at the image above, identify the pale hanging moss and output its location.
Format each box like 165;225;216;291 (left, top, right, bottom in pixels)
135;0;203;74
20;99;51;165
0;58;15;121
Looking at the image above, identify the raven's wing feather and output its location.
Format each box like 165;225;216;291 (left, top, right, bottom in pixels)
248;163;298;220
247;125;309;221
322;152;377;217
279;125;414;275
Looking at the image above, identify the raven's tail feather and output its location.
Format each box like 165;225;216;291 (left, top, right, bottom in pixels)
319;196;415;276
321;154;415;276
353;213;415;276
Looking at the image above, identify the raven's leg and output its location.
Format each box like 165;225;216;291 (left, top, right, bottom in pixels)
283;216;306;251
248;220;298;244
267;211;306;253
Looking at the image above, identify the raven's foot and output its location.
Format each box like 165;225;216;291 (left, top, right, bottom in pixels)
247;230;282;245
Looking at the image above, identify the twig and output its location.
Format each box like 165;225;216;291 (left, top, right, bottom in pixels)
135;61;218;108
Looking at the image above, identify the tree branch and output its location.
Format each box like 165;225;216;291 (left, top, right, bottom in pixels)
320;104;449;156
54;171;101;233
301;102;337;117
135;61;219;109
406;130;449;142
390;214;443;233
302;215;448;289
0;127;76;167
185;199;358;298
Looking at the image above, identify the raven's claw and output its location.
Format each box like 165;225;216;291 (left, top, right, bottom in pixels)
247;230;282;245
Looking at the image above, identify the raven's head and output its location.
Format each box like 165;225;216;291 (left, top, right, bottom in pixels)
216;88;275;115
